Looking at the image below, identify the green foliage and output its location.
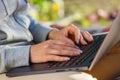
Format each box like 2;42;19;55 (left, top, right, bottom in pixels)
29;0;59;21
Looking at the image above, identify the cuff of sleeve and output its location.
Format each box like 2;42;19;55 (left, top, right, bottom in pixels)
5;45;31;70
32;24;52;43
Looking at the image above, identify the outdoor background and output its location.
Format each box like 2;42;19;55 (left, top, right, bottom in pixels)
28;0;120;31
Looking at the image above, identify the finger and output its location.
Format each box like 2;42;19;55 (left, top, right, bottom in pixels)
46;55;70;61
49;45;82;56
79;34;87;45
67;24;87;45
68;25;88;45
81;31;94;42
49;39;77;49
68;24;80;44
62;36;76;47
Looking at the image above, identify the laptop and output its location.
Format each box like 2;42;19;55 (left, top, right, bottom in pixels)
6;12;120;77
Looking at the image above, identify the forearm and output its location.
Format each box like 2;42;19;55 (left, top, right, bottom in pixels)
30;23;52;43
0;45;30;73
29;16;52;43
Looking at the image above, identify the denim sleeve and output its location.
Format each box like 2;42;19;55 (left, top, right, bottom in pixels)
0;45;30;73
28;16;52;43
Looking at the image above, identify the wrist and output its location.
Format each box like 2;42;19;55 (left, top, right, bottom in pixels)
47;29;59;40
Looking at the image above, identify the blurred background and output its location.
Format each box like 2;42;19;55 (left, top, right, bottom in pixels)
28;0;120;33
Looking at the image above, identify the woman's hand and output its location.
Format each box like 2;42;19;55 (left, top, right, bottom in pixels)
30;40;82;63
48;24;93;45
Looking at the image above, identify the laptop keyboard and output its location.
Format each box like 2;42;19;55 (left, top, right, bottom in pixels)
48;34;106;68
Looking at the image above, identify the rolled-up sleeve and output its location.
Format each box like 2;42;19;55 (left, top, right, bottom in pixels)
0;45;30;73
28;16;52;43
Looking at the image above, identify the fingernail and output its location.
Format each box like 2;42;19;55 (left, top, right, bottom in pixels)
89;35;94;41
77;36;80;44
77;40;79;44
79;49;83;53
85;42;87;45
64;57;70;60
86;31;94;41
91;36;94;41
75;40;78;44
83;40;87;45
75;50;82;54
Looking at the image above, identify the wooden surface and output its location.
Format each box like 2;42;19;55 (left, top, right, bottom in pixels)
0;42;120;80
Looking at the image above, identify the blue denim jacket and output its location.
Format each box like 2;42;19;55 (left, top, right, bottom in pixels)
0;0;52;73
